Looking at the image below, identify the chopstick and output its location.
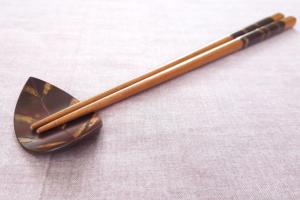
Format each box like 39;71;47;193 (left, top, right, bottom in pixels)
31;13;284;131
36;16;296;134
35;16;295;134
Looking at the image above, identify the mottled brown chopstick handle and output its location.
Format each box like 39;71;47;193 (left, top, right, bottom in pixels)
239;18;288;48
230;13;283;38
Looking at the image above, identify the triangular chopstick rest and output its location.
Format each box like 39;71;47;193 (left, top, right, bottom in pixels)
14;77;102;153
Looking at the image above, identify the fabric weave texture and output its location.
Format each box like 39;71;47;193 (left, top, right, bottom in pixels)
0;0;299;199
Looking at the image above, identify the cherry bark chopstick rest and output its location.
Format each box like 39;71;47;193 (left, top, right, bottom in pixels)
14;77;102;153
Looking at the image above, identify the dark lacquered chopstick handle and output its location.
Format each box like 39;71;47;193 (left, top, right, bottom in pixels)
230;13;284;38
240;19;286;48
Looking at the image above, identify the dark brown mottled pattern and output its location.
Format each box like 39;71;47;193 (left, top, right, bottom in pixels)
14;77;102;153
230;17;274;38
240;21;285;48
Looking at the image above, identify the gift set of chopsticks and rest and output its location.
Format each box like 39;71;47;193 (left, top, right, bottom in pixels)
14;13;296;153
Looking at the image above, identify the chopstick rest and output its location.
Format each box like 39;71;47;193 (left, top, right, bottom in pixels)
14;77;102;153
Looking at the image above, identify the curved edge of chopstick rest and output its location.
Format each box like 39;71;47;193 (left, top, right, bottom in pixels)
230;12;284;38
14;77;103;153
239;16;296;48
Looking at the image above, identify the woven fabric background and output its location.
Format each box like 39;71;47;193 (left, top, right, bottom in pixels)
0;0;299;199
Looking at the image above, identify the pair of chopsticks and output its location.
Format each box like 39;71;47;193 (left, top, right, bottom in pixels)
31;13;296;134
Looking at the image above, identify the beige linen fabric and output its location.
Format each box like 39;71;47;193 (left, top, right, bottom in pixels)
0;0;299;199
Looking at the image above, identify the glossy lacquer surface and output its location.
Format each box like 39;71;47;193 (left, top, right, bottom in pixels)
14;77;102;153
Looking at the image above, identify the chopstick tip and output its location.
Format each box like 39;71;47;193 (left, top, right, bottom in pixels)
36;128;42;134
30;124;35;130
272;12;285;21
283;16;297;29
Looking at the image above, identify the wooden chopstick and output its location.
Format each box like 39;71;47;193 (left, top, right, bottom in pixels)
36;16;296;134
31;13;284;131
